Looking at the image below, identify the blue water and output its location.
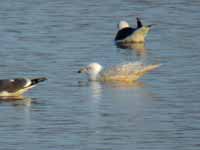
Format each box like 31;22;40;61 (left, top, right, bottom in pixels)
0;0;200;149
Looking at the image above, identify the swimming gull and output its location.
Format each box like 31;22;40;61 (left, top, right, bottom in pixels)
78;62;160;83
0;77;47;97
115;17;153;43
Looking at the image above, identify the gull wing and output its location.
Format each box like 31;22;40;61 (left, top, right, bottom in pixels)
0;77;47;96
0;78;31;93
115;27;136;41
100;63;160;83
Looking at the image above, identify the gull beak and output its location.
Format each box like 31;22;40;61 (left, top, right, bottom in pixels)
77;68;87;73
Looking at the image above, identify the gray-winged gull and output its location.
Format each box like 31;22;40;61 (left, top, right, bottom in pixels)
115;17;153;43
78;62;160;83
0;77;47;97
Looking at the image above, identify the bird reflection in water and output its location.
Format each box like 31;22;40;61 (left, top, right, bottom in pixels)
116;42;148;59
106;81;145;90
88;82;145;101
0;96;33;107
78;80;145;99
89;81;102;101
78;81;102;101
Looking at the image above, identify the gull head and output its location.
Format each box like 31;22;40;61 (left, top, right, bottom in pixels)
78;63;103;81
118;21;129;30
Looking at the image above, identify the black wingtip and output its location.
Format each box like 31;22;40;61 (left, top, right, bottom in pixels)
147;24;155;28
31;77;47;85
136;17;143;28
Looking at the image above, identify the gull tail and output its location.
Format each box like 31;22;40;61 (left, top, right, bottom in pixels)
136;63;160;76
31;77;47;86
129;64;161;82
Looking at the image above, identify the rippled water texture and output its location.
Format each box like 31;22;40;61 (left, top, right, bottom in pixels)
0;0;200;149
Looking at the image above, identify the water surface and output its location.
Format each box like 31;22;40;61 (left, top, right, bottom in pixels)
0;0;200;150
